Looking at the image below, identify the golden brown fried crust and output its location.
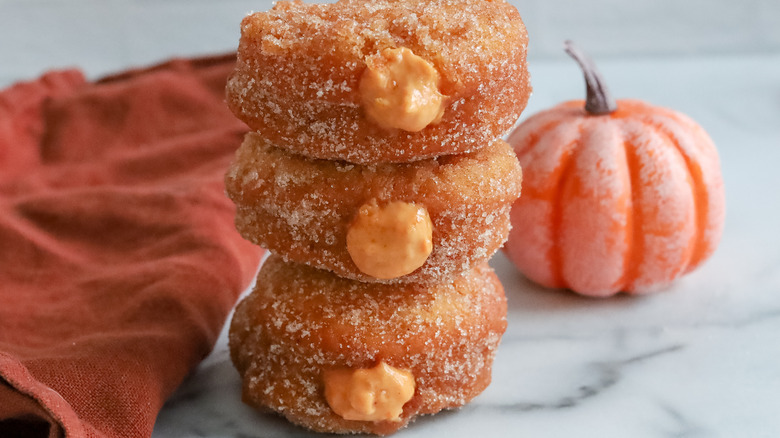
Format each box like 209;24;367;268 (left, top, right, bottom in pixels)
224;132;522;284
229;256;507;435
226;0;531;164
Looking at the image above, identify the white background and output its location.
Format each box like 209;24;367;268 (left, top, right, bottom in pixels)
1;0;779;86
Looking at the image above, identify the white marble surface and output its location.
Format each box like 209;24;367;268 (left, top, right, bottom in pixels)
2;1;779;437
151;54;780;438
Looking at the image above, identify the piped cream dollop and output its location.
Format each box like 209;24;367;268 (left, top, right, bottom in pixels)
346;200;433;279
359;47;446;132
324;362;416;422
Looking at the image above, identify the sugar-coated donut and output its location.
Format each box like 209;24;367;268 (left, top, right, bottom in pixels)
226;0;531;164
224;132;522;284
229;256;507;435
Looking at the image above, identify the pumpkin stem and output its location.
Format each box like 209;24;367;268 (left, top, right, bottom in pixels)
564;40;617;115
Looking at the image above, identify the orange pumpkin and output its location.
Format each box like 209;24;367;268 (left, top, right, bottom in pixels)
504;41;725;297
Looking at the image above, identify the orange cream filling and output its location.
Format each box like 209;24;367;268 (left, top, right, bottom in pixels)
346;200;433;279
359;47;446;132
324;362;416;422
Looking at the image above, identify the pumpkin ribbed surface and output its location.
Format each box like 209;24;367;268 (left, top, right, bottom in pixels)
506;99;725;296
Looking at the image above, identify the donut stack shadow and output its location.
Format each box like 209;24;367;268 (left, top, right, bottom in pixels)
222;0;531;435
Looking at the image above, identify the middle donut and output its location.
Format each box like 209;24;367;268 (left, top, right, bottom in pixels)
225;132;522;284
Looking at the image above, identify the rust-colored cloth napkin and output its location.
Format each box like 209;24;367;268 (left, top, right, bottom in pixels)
0;54;263;438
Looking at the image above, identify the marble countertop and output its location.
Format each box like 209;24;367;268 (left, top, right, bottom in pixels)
150;53;780;438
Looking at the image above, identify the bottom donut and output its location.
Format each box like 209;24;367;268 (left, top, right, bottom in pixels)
229;255;508;435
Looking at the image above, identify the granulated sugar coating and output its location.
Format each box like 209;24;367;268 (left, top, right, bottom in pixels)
225;132;522;284
226;0;531;164
229;256;507;435
224;0;529;433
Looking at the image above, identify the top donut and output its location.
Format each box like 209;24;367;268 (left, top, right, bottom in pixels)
226;0;531;164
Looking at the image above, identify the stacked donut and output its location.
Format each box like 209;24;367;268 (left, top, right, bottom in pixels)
224;0;531;435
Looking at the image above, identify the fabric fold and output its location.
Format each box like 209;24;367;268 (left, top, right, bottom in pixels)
0;54;263;438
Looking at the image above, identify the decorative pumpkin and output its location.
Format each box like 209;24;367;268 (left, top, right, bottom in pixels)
504;41;725;297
